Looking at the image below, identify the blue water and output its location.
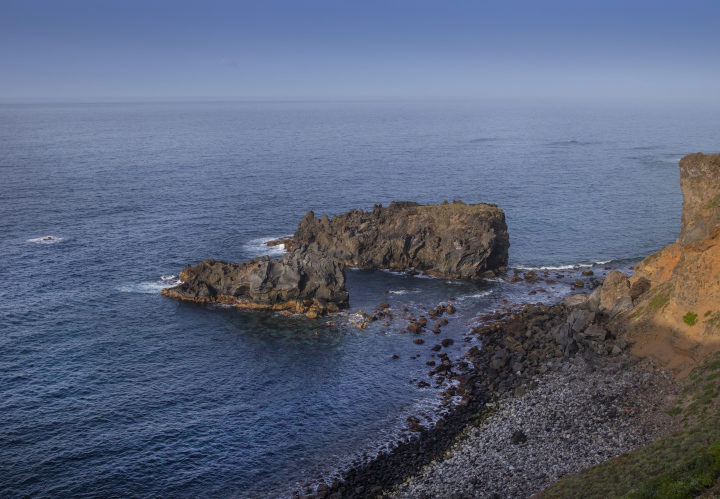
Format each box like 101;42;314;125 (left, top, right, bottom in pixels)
1;101;719;498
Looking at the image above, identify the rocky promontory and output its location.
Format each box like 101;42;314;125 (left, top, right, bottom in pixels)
289;200;509;278
161;244;349;316
627;152;720;372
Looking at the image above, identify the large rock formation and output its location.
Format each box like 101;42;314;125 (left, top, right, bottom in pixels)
161;244;349;316
290;200;509;278
624;152;720;371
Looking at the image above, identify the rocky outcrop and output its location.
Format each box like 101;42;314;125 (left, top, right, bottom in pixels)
161;244;349;316
625;152;720;372
563;270;635;320
290;200;509;278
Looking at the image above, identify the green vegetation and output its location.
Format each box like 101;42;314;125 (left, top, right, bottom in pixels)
708;312;720;329
668;354;720;426
539;415;720;499
706;310;714;317
539;355;720;498
647;284;673;311
704;194;720;210
684;312;699;326
631;306;645;319
665;407;682;416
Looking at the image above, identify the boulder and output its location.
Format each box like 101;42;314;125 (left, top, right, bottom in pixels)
600;270;631;312
584;324;609;341
291;201;509;278
568;309;595;333
608;295;633;319
583;285;603;313
552;323;572;345
630;277;651;300
564;293;589;310
524;271;540;282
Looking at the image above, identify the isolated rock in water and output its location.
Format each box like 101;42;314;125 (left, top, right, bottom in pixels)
162;244;349;314
291;200;509;278
523;271;540;282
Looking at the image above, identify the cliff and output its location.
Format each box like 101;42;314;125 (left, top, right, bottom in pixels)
624;152;720;372
291;200;509;278
161;244;349;317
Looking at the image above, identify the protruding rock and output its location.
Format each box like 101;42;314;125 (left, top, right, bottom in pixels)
524;271;540;282
600;270;631;312
608;295;633;319
630;277;651;300
510;430;527;444
564;293;589;310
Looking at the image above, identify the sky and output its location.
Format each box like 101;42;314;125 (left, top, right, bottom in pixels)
1;0;719;103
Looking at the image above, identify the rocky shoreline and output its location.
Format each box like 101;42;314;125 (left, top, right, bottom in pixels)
291;268;679;499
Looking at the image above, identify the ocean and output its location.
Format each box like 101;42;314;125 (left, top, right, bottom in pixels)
1;101;718;498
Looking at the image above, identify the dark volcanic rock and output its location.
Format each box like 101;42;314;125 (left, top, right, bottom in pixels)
162;244;349;315
291;200;509;278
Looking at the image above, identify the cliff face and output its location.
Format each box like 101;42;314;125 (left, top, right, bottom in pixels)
293;200;509;278
161;244;349;316
628;152;720;371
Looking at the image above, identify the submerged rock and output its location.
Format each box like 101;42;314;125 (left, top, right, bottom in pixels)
162;244;349;314
291;200;509;278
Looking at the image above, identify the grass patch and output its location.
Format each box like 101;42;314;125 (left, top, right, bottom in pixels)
684;312;699;326
706;310;714;318
537;416;720;499
708;313;720;329
704;194;720;210
666;407;683;416
647;284;673;311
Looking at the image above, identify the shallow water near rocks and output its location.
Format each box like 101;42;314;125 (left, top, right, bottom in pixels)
1;101;719;497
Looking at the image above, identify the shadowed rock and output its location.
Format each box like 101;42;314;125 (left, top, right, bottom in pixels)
290;200;509;278
162;244;348;316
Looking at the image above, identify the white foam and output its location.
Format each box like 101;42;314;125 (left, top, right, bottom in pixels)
514;263;593;271
389;289;421;295
379;269;439;279
118;275;181;294
244;236;291;257
456;291;492;301
27;236;63;244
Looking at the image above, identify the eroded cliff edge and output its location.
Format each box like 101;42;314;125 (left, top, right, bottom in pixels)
291;200;509;278
623;152;720;372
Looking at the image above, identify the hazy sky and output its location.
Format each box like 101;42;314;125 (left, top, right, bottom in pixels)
1;0;719;102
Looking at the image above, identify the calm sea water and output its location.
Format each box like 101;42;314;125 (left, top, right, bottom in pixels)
1;101;718;498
